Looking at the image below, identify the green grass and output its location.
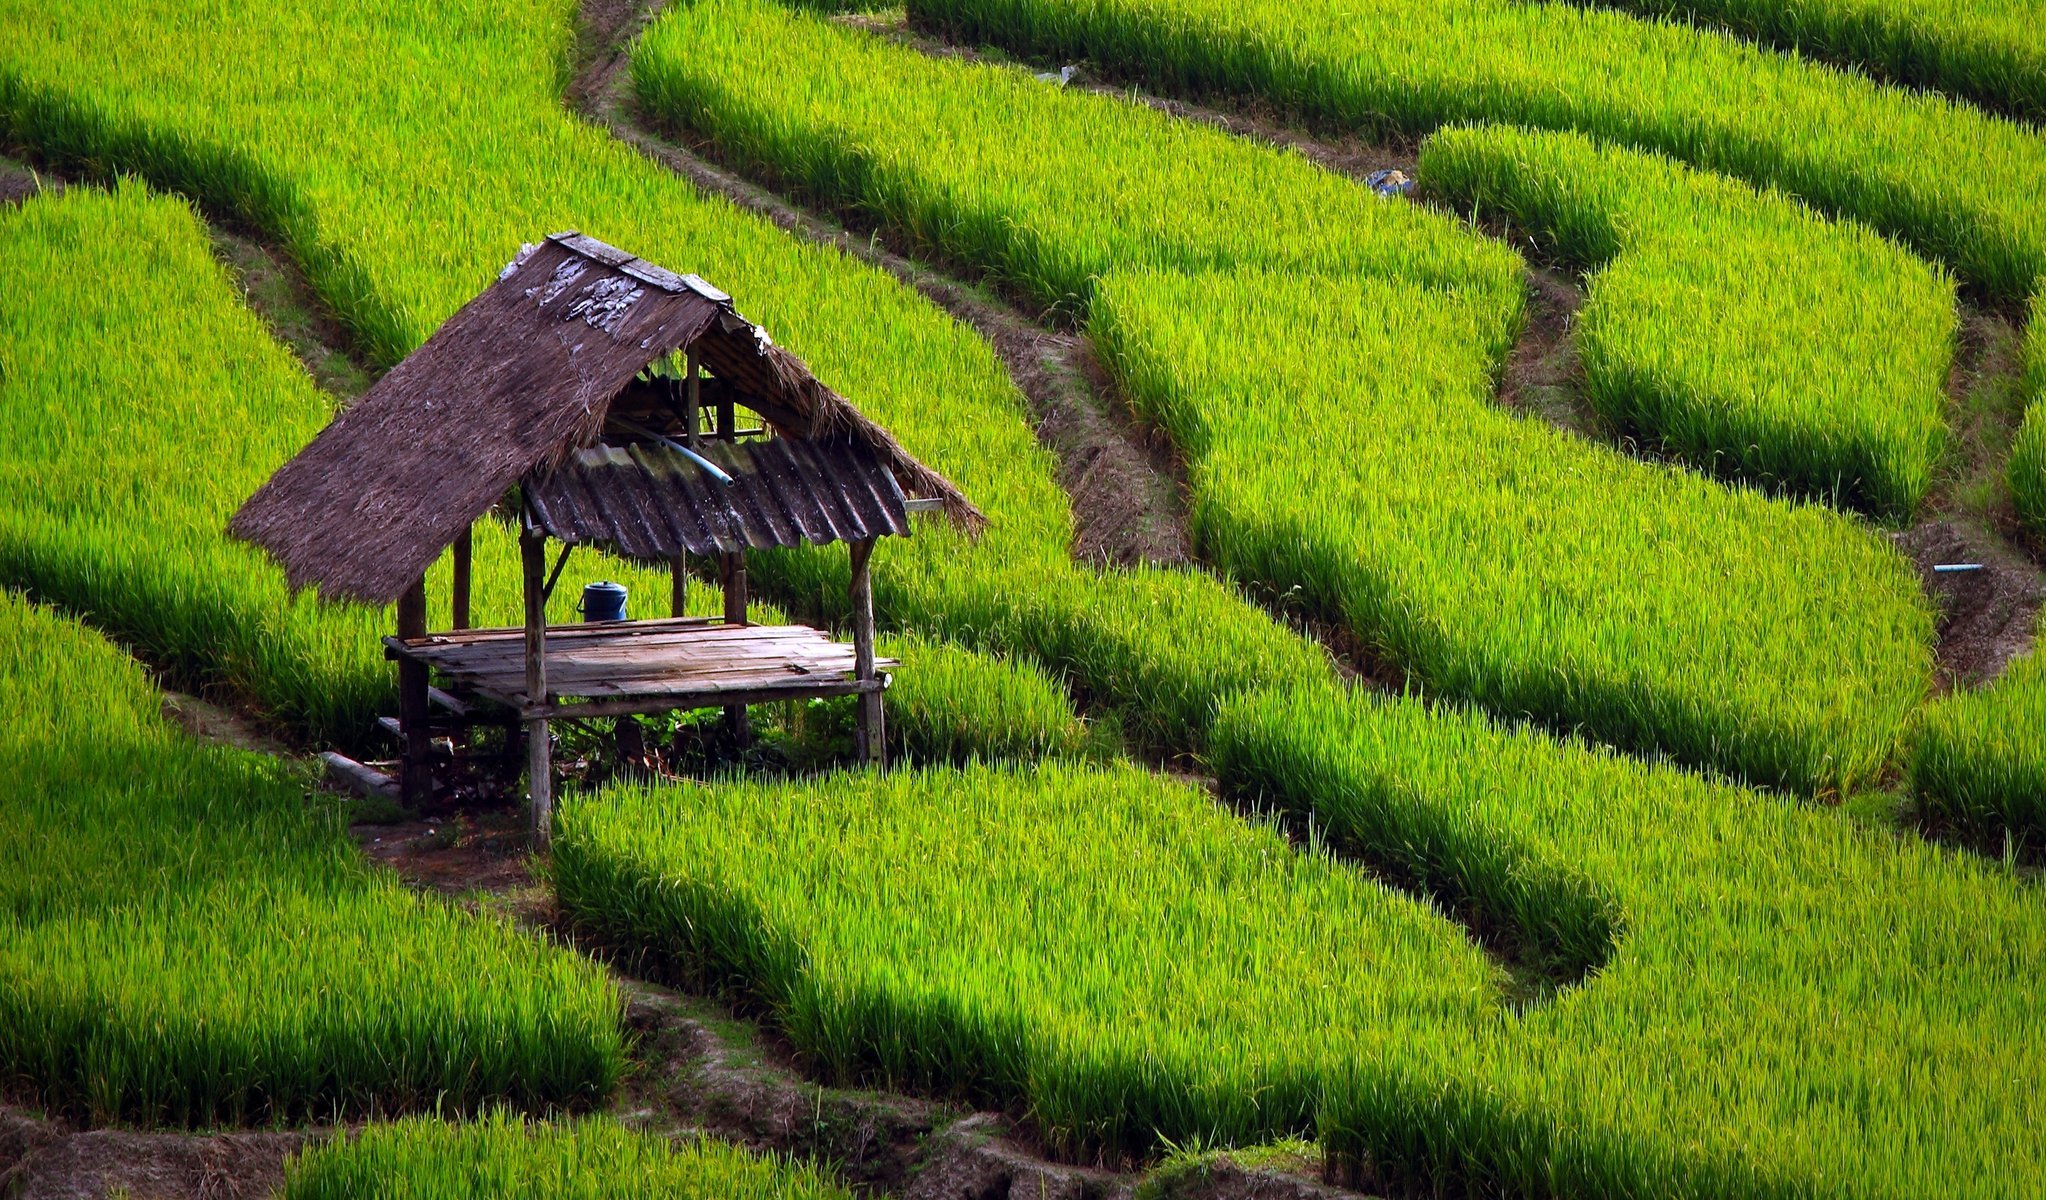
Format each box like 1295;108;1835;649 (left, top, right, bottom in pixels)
0;588;624;1126
552;760;1503;1156
906;0;2046;307
2010;288;2046;532
634;0;1520;310
0;0;1330;757
1421;124;1956;521
283;1112;849;1200
634;0;1934;793
553;701;2046;1196
878;633;1094;764
1583;0;2046;121
1910;648;2046;842
1101;269;1929;794
1207;684;2046;1198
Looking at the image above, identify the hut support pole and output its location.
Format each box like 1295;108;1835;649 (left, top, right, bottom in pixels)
672;555;688;618
451;525;473;631
397;576;433;807
849;538;884;767
721;551;750;743
683;350;701;448
522;518;553;848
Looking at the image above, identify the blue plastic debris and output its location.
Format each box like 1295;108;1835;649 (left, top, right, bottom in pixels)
1366;168;1414;197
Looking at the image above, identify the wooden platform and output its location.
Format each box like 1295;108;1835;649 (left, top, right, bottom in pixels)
385;617;894;718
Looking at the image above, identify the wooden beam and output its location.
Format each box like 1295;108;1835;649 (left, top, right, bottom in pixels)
533;677;885;721
849;538;884;767
672;554;689;618
683;348;701;449
322;751;397;802
450;524;473;631
716;392;736;441
396;575;432;807
522;514;553;848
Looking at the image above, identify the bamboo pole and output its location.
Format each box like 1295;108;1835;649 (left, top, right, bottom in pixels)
683;349;700;448
849;538;884;767
450;524;473;631
522;514;553;848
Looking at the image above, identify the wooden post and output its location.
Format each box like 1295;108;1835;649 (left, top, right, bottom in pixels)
396;575;433;807
672;554;689;618
683;349;701;448
450;525;473;631
522;515;553;848
721;550;750;743
715;381;735;441
849;538;884;767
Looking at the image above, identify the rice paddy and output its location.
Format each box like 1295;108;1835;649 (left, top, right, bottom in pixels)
282;1112;849;1200
554;717;2046;1197
907;0;2046;304
1421;124;1956;521
1585;0;2046;119
0;587;624;1125
634;0;1934;793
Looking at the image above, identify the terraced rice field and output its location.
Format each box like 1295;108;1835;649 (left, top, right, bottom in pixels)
1;0;2043;1195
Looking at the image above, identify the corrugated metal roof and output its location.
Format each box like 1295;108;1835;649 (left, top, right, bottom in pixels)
525;436;911;559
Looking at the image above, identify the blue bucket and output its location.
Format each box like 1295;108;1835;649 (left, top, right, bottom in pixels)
580;581;628;623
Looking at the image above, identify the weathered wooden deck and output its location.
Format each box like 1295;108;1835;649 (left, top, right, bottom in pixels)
385;617;893;718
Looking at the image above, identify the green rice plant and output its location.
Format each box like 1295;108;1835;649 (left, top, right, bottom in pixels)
2010;287;2046;532
283;1112;848;1200
632;0;1521;310
0;589;624;1126
635;0;1935;793
552;761;1503;1156
555;710;2046;1196
1909;648;2046;840
1422;124;1956;521
1100;269;1930;793
0;0;1329;757
1204;684;2046;1198
906;0;2046;306
1583;0;2046;121
878;633;1094;763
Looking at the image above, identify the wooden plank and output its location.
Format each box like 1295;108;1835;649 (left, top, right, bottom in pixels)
535;677;886;720
428;686;471;717
391;615;721;651
322;751;397;802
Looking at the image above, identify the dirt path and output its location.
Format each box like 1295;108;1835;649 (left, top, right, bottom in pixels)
0;1108;302;1200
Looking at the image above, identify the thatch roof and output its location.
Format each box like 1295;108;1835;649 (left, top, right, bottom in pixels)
230;232;981;605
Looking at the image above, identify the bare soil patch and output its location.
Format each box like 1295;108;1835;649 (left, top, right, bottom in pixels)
0;157;55;205
0;1109;303;1200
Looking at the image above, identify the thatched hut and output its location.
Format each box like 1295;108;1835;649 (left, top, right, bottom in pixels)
232;232;980;841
